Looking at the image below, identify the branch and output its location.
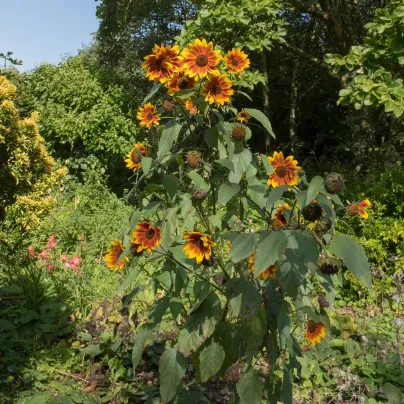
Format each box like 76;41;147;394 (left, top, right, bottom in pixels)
286;0;330;21
281;43;341;81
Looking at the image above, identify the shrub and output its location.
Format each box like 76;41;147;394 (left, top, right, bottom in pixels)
0;76;66;238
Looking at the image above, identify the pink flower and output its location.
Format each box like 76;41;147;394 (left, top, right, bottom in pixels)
47;264;54;271
60;254;68;262
39;250;48;261
79;234;85;240
28;246;36;256
65;262;71;268
48;235;57;251
70;256;81;267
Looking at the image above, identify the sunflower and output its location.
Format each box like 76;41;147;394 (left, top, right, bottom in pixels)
165;70;195;94
131;222;161;253
202;74;234;106
183;231;216;264
181;39;221;80
104;240;129;271
249;253;277;280
273;203;290;228
186;99;197;114
142;44;182;83
124;143;148;172
347;199;371;219
236;109;250;123
225;48;250;74
137;103;160;129
267;151;300;188
305;320;326;345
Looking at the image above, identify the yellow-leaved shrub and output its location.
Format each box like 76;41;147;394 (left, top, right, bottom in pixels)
0;76;66;235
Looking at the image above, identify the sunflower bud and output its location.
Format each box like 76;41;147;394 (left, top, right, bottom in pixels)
317;295;330;308
302;202;322;222
163;99;174;113
314;217;332;235
187;151;200;169
317;257;340;275
324;172;344;194
232;125;246;141
193;189;208;200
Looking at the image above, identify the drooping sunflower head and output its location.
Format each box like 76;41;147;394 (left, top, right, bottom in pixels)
181;38;222;80
137;103;160;129
225;48;250;74
125;143;148;172
104;240;129;271
301;202;323;222
305;320;326;345
202;74;234;106
165;70;195;95
163;99;174;113
249;252;277;280
273;203;290;228
347;199;371;219
183;231;216;264
142;44;182;83
187;151;200;168
131;221;161;253
237;109;250;123
317;256;341;275
267;151;300;188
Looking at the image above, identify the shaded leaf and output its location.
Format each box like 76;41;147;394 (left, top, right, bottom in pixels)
245;108;275;138
229;233;256;263
236;367;262;404
218;183;240;205
199;341;225;382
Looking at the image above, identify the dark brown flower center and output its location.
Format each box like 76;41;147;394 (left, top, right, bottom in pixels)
275;165;288;178
231;58;239;66
145;228;155;239
212;85;222;95
196;54;209;67
146;112;153;120
131;148;141;163
156;57;168;69
178;77;192;90
308;321;316;333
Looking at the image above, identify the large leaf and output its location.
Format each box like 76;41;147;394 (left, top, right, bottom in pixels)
188;171;210;191
243;306;266;358
228;149;252;184
163;174;179;200
177;292;222;356
281;366;293;404
199;341;225;382
236;367;263;404
383;383;403;404
218;183;240;205
305;176;324;206
159;347;188;402
329;234;372;289
229;233;256;263
118;266;140;293
245;108;275;138
142;157;153;175
225;278;262;320
267;185;289;207
158;120;182;159
132;327;151;369
255;231;287;275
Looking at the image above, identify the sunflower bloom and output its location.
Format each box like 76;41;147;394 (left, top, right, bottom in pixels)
273;203;290;229
131;222;161;253
225;48;250;74
181;39;221;80
267;151;300;188
186;99;197;115
142;44;182;83
305;320;326;345
124;143;148;172
202;74;234;106
137;103;160;129
165;70;195;94
236;109;250;123
347;199;371;219
249;253;277;280
104;240;129;271
183;231;216;264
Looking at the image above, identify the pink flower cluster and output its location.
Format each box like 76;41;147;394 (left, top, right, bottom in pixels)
28;234;83;277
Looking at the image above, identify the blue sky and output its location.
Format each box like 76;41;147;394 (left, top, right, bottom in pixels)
0;0;99;71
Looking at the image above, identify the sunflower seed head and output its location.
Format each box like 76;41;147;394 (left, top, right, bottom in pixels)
193;188;207;200
302;202;323;222
232;125;247;141
325;172;344;194
318;257;341;275
187;151;200;169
